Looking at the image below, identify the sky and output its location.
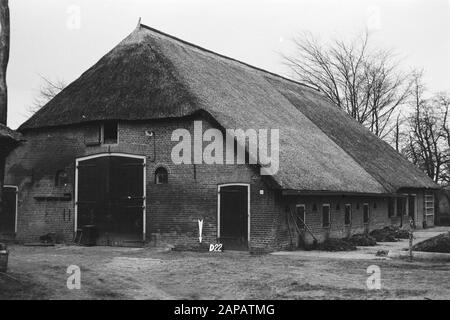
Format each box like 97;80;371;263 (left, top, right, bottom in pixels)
6;0;450;129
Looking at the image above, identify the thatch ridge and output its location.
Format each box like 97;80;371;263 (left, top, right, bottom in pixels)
139;24;318;92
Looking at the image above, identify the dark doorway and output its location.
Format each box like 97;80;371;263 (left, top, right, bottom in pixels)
219;185;249;250
0;186;17;235
77;155;145;246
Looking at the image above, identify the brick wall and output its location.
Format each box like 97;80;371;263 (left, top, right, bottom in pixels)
281;190;429;247
4;116;286;251
4;116;430;251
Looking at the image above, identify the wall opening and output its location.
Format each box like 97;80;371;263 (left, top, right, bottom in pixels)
218;184;250;251
75;154;146;245
0;186;18;235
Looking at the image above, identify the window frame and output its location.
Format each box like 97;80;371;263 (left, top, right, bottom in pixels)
396;196;407;217
401;193;410;216
344;203;352;226
408;194;416;220
101;121;119;145
388;197;395;218
363;203;370;224
155;167;169;185
322;204;331;228
295;204;306;230
55;169;69;187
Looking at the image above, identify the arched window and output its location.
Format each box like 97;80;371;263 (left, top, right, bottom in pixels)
155;167;168;184
55;170;69;187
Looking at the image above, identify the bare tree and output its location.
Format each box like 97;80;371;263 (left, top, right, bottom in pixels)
283;31;413;139
393;112;404;152
28;75;66;114
402;72;450;184
434;92;450;185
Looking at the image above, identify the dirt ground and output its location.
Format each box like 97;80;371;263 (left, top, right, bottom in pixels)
1;244;449;300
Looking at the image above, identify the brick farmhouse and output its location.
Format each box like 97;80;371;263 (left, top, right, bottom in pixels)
1;24;438;252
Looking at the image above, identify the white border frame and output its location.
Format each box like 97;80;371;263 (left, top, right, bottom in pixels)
3;185;18;233
217;183;251;245
74;153;147;241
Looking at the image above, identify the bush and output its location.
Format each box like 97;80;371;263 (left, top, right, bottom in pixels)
369;226;410;242
313;238;357;252
347;234;377;246
413;232;450;253
395;229;410;239
369;227;397;242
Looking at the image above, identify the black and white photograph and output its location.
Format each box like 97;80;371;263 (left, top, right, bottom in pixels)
0;0;449;307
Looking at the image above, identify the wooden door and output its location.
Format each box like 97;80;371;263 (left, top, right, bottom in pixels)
0;186;17;234
77;156;144;244
219;185;248;250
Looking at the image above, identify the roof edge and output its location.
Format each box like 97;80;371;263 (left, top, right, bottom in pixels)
0;124;23;142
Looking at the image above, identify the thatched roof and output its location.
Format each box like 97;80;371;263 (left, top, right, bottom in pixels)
19;24;437;193
0;123;21;142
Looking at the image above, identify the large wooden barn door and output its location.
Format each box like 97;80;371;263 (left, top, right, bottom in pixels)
109;157;144;241
219;185;249;250
77;155;144;245
0;186;17;235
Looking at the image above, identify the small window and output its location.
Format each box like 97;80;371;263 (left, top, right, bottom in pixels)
103;121;118;144
388;198;395;218
296;205;306;230
312;204;318;212
155;167;168;184
84;124;101;146
344;204;352;226
55;170;69;187
322;204;330;228
397;197;406;217
408;195;416;219
363;203;370;224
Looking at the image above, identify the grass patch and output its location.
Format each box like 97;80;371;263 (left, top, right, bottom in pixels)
0;273;50;300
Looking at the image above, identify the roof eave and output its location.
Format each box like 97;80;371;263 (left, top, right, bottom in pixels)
283;190;401;197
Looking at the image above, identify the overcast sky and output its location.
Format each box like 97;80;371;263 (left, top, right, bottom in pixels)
6;0;449;128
